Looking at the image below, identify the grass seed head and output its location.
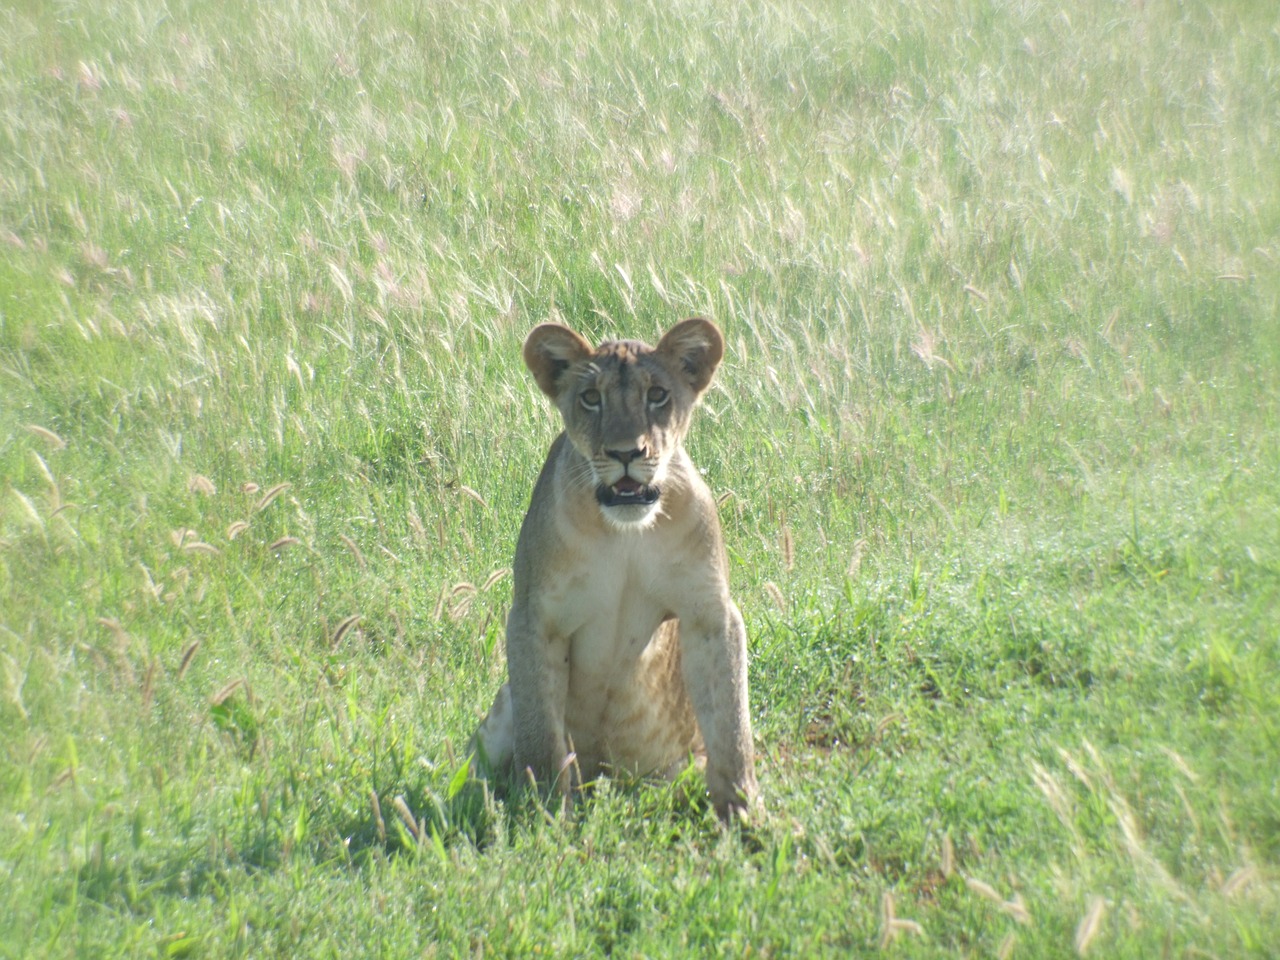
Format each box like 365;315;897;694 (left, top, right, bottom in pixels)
255;483;291;512
177;640;201;679
331;615;362;646
25;425;67;450
211;678;244;706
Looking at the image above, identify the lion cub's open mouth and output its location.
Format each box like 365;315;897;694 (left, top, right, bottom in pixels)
596;476;661;508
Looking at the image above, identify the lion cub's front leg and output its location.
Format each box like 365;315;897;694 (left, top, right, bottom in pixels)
504;613;575;794
680;600;759;821
470;616;570;790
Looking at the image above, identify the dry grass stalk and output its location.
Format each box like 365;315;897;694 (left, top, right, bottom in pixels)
879;892;924;949
391;795;421;843
525;766;560;827
25;424;67;449
911;324;953;371
407;505;427;541
446;582;477;620
1173;782;1201;843
1221;865;1258;898
370;790;386;844
1159;746;1200;782
226;520;250;540
1105;791;1188;902
12;490;44;531
1074;896;1106;955
188;474;216;495
332;615;362;646
763;581;786;612
1030;760;1084;857
269;536;301;551
458;485;488;509
1056;746;1093;790
141;656;157;709
878;891;896;949
847;538;867;578
177;639;201;679
964;876;1031;924
254;482;291;512
97;617;129;646
339;533;366;569
964;875;1002;903
780;524;794;571
481;568;510;591
139;564;164;604
211;678;243;706
96;619;138;685
1002;895;1032;925
31;452;58;501
1041;747;1191;902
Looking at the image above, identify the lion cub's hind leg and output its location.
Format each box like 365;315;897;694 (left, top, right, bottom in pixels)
469;683;515;779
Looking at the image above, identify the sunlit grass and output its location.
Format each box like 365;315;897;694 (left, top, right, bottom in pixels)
2;0;1278;955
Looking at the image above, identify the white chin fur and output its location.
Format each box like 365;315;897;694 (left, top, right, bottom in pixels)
594;460;666;530
600;501;661;531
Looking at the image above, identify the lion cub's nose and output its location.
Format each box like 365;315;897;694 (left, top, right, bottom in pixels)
605;446;647;465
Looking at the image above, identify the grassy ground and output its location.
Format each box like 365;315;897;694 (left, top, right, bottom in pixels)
2;0;1278;955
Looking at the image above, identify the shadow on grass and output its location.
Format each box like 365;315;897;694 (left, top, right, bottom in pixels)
69;755;738;920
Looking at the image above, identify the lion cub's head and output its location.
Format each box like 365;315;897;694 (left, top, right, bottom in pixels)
523;317;724;529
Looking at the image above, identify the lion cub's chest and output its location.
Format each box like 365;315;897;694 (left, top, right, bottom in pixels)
540;531;675;678
539;527;696;771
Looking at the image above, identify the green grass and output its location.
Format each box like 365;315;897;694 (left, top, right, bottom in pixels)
2;0;1278;955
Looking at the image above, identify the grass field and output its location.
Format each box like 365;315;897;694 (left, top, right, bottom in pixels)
2;0;1278;955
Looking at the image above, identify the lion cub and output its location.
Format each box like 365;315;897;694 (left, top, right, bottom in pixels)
472;317;758;821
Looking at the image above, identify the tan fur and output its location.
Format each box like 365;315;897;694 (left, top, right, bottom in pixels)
471;318;759;821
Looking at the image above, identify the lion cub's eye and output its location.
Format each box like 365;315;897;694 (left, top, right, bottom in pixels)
647;386;670;408
579;388;602;411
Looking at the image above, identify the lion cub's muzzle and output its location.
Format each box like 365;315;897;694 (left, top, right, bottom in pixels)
595;445;661;510
596;477;661;508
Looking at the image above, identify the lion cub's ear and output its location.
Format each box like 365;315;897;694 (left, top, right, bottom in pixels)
657;317;724;396
523;324;594;398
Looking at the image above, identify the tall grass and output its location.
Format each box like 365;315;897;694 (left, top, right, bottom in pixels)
2;0;1278;955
